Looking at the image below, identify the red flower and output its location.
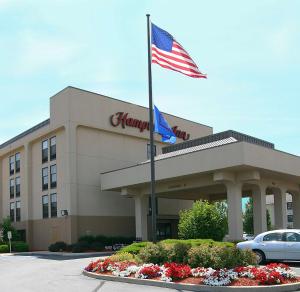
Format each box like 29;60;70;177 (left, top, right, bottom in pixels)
139;265;161;278
164;263;191;280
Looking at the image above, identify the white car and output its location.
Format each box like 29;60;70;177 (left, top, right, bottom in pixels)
243;233;254;241
237;229;300;264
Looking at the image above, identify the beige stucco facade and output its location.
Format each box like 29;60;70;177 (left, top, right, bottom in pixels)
0;87;212;250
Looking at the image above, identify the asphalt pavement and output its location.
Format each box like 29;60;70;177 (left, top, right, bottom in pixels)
1;253;300;292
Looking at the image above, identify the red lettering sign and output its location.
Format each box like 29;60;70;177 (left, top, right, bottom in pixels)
110;112;190;141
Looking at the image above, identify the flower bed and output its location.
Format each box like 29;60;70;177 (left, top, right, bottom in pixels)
84;260;299;287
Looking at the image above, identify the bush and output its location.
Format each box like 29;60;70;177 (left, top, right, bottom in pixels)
178;200;228;241
48;241;67;252
78;235;95;244
90;241;104;252
161;239;234;248
72;241;89;253
0;244;9;253
166;242;191;263
109;252;136;262
187;245;257;269
118;242;150;255
12;241;29;252
138;243;167;264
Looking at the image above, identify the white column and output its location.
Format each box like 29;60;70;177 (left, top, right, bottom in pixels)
253;185;267;235
134;195;148;241
292;192;300;229
274;188;287;229
226;182;243;241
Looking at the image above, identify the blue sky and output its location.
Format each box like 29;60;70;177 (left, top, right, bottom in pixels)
1;0;300;155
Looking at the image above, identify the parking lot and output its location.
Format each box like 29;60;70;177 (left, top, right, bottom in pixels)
1;254;300;292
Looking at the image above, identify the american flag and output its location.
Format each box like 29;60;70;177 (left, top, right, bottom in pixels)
151;23;206;78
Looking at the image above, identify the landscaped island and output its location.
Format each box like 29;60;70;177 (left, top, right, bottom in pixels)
83;240;300;288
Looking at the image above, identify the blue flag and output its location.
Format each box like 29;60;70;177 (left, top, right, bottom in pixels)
153;105;176;144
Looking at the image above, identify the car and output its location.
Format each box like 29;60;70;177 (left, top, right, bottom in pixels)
237;229;300;264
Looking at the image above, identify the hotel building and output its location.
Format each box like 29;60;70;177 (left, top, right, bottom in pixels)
0;87;300;250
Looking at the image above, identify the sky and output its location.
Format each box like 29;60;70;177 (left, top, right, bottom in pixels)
0;0;300;156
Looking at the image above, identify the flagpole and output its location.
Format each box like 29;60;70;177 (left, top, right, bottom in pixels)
146;14;157;243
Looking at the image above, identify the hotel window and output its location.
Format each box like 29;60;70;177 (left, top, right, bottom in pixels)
42;140;48;163
42;167;48;190
9;155;14;175
50;193;57;218
50;164;57;188
287;215;293;223
15;152;20;173
50;136;56;161
16;201;21;222
287;202;293;210
42;195;49;218
9;179;14;199
15;176;20;197
10;202;15;222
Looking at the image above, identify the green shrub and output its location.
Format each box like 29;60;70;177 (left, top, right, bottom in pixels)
178;200;227;241
118;242;150;255
78;235;95;244
48;241;67;252
187;245;257;269
0;244;9;253
109;252;136;262
166;242;191;263
90;241;104;251
12;241;29;252
138;243;167;264
161;239;234;248
72;241;89;253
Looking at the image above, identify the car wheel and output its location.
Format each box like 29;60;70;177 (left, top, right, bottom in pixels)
253;250;265;265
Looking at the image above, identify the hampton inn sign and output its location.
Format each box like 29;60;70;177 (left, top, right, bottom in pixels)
110;111;190;141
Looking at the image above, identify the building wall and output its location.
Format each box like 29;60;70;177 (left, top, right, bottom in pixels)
0;87;212;250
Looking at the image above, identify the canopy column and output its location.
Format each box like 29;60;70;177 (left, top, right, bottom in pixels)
226;182;243;241
134;195;148;241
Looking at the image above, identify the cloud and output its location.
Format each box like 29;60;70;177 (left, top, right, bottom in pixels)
12;31;82;75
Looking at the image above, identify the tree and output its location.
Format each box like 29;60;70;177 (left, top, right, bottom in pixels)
178;200;228;241
0;217;20;242
243;198;271;234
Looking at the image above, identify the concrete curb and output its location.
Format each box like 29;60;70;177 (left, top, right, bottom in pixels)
10;251;112;257
83;270;300;292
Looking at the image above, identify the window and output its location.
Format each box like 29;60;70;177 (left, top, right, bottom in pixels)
15;152;20;173
10;202;15;222
42;167;48;190
10;179;14;199
287;202;293;210
50;136;56;161
16;201;21;222
9;155;14;175
42;140;48;163
147;144;157;159
287;215;293;223
50;164;57;188
263;232;283;241
42;195;49;218
15;176;20;197
50;193;57;218
283;232;300;242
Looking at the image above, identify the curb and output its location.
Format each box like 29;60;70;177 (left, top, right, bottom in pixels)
83;270;300;292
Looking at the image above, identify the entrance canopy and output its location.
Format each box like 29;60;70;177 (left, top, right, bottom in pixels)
100;130;300;240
